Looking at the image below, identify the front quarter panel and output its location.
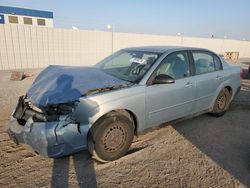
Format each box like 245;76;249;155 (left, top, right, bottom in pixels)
74;85;146;132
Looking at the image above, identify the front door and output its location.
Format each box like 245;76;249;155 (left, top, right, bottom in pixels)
146;51;195;127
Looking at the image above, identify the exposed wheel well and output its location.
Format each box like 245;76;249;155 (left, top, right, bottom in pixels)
225;86;233;96
124;110;138;135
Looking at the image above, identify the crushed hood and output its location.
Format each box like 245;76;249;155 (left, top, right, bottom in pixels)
27;65;129;108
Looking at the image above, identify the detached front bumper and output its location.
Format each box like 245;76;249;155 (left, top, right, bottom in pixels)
7;116;90;158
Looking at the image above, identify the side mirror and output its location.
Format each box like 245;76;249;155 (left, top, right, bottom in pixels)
152;74;175;84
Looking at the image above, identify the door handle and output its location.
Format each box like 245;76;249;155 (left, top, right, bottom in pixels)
216;75;223;80
185;82;193;88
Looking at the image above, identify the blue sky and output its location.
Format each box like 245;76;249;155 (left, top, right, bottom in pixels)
1;0;250;40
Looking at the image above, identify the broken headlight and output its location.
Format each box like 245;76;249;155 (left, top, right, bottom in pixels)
45;103;75;116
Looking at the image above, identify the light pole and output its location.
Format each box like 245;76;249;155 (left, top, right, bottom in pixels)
72;26;78;30
177;32;183;46
107;24;113;53
220;35;227;55
242;38;248;57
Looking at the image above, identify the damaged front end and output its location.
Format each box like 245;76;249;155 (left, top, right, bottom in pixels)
7;65;132;157
7;95;89;158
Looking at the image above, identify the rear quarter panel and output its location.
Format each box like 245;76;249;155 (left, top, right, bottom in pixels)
209;60;241;110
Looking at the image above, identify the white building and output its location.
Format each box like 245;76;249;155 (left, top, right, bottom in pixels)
0;6;53;27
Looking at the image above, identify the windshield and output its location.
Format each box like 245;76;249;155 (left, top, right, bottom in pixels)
95;50;161;83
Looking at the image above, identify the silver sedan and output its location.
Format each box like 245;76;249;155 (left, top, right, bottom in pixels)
8;46;241;162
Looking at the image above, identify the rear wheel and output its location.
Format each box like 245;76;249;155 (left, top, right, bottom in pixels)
88;112;134;162
211;88;231;116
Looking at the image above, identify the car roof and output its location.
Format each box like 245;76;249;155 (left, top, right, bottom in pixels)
123;46;210;53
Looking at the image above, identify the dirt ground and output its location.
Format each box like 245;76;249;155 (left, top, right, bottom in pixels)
0;65;250;188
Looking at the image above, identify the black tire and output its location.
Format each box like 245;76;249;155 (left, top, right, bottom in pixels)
211;88;231;116
88;112;134;162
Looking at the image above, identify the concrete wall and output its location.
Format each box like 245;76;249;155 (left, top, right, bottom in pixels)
0;24;250;70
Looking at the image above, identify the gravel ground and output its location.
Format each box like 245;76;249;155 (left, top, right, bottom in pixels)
0;63;250;188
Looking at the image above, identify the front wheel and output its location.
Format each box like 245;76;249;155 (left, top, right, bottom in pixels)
88;112;134;162
211;88;231;116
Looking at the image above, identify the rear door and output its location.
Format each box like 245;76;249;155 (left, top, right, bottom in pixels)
191;51;224;112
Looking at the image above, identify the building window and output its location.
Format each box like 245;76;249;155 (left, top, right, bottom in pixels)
23;17;32;25
37;18;46;26
8;16;18;24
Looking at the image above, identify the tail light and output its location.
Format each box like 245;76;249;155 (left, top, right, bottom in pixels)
240;68;243;79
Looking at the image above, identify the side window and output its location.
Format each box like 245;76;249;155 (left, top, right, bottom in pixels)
155;51;190;80
193;52;215;75
213;55;222;71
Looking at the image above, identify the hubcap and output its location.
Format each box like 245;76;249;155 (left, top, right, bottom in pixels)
217;94;226;110
103;124;125;152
